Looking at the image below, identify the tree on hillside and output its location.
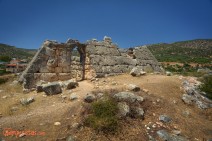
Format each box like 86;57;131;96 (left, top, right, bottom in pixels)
0;55;11;62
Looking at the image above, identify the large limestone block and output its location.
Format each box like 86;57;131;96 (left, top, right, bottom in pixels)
62;66;70;73
42;82;62;95
47;58;58;67
95;46;120;56
102;66;112;73
143;64;153;72
112;65;130;73
117;56;137;66
89;55;103;65
39;67;49;73
23;73;36;89
55;67;63;73
91;65;103;73
58;73;72;81
101;56;118;66
47;66;55;73
58;56;71;67
40;73;58;82
45;47;55;57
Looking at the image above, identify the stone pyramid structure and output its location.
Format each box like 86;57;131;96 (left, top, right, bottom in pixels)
19;36;162;89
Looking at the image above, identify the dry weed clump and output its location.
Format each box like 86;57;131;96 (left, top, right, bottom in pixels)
84;97;119;134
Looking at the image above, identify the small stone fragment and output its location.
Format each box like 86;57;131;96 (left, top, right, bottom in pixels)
54;122;61;126
159;115;172;123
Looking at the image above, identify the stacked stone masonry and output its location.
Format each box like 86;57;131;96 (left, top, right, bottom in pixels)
19;36;162;89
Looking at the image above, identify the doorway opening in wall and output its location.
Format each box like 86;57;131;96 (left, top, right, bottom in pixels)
71;46;86;81
72;48;80;57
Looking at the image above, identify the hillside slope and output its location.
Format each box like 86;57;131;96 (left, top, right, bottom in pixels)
0;43;36;59
147;39;212;64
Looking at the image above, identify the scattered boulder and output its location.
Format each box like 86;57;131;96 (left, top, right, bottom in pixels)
172;130;181;135
72;123;81;129
184;87;196;95
66;135;75;141
166;71;172;76
127;84;140;92
84;93;96;103
19;133;26;138
117;102;130;118
20;97;35;105
157;130;170;141
157;130;188;141
11;106;19;111
159;115;172;123
64;79;79;89
23;88;31;94
197;68;211;74
36;85;43;93
182;110;190;117
54;122;61;126
196;100;209;109
42;82;62;95
2;96;8;99
70;93;78;101
130;67;146;77
130;107;144;119
113;92;144;103
182;94;195;105
10;80;19;86
182;79;212;109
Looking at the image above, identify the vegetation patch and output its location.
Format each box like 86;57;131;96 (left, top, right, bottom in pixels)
147;39;212;64
163;63;210;77
199;75;212;100
0;78;8;84
84;97;119;133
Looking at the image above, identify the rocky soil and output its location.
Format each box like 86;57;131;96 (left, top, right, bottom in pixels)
0;74;212;141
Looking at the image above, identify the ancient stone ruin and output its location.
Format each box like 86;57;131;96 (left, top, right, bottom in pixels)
19;36;162;90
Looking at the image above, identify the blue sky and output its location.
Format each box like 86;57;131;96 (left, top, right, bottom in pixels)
0;0;212;49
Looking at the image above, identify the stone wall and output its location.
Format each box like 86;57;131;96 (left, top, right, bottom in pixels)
19;36;162;89
86;37;162;77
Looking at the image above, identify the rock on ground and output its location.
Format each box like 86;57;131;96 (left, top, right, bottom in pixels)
84;93;96;103
113;92;144;103
130;67;146;77
166;71;172;76
70;93;78;101
42;82;62;95
20;97;35;105
130;107;144;119
157;130;188;141
62;79;79;89
159;115;172;123
117;102;130;118
36;85;43;93
127;84;140;92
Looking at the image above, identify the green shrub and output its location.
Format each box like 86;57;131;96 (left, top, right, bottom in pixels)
84;98;119;133
0;55;11;62
0;78;7;84
199;75;212;100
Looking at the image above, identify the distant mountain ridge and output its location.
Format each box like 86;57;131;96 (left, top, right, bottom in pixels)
147;39;212;64
0;43;36;59
0;39;212;63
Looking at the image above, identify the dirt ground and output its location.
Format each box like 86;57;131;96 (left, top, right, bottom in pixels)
0;74;211;141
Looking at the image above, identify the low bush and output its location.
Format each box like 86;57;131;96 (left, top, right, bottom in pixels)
84;98;119;133
0;78;7;84
199;75;212;100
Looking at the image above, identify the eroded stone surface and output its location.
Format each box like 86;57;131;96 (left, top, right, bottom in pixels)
19;36;162;90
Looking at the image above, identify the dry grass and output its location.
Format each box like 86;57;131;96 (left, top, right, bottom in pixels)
0;74;212;141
